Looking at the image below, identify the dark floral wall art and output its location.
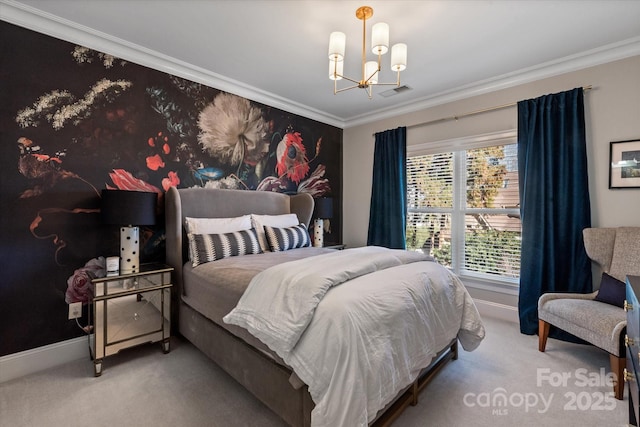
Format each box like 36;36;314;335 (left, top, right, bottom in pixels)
0;21;342;356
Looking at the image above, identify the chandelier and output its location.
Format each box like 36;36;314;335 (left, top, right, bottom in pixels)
328;6;407;98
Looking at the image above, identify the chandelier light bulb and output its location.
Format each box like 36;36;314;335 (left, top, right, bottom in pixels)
365;61;379;84
328;32;346;61
391;43;407;72
371;22;389;55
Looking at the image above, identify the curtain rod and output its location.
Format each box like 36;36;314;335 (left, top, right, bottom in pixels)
401;85;593;132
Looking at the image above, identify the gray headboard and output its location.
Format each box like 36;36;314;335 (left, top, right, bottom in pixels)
165;186;314;298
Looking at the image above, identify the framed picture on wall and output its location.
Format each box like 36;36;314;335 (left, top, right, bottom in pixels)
609;139;640;189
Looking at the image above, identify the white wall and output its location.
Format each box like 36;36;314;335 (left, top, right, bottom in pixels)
343;56;640;308
344;56;640;245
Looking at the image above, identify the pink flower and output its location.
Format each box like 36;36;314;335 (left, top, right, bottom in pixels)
276;132;309;184
162;171;180;191
65;257;106;304
107;169;161;193
146;154;165;171
162;143;170;154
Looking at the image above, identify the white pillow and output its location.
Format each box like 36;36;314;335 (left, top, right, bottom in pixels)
251;213;300;252
185;215;252;234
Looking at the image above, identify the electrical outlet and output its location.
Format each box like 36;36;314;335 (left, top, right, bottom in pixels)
68;302;82;320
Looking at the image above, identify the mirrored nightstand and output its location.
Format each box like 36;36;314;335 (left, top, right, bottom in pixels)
89;263;173;376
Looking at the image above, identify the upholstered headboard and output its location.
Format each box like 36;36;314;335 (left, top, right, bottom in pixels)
165;186;314;298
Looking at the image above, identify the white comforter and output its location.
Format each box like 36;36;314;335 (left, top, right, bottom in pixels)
224;246;485;427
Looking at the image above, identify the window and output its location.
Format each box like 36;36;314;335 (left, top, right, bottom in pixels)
406;132;521;285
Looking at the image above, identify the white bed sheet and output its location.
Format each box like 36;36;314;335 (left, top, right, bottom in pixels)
224;247;485;427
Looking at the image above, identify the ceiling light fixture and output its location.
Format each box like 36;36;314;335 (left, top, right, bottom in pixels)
328;6;407;99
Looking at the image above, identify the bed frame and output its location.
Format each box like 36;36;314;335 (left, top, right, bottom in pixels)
165;186;457;426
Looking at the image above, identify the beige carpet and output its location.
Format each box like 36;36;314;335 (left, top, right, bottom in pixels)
394;316;628;427
0;316;629;427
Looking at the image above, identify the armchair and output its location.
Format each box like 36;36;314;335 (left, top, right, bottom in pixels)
538;227;640;400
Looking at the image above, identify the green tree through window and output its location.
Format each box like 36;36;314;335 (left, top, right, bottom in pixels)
406;142;521;282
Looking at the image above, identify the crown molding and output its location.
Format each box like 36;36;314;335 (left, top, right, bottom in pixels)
0;0;346;128
344;36;640;128
2;0;638;131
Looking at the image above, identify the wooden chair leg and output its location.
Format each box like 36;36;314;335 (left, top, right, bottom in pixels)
538;319;550;352
610;354;625;400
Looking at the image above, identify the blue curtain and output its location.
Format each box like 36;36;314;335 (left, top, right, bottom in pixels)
517;88;592;336
367;127;407;249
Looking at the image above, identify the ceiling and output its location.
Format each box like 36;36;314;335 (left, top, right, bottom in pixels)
3;0;640;128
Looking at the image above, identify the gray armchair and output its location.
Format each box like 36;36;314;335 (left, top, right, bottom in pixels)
538;227;640;400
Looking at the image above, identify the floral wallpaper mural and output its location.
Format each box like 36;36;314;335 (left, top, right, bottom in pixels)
0;21;342;356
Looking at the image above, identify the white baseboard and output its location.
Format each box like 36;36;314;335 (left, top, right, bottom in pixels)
474;298;519;324
0;299;518;383
0;336;87;384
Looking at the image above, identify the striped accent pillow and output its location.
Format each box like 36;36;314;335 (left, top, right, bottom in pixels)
264;224;311;252
188;228;262;267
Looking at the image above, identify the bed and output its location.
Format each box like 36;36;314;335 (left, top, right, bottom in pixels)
165;186;485;427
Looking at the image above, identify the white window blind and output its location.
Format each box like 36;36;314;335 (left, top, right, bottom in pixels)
406;132;521;284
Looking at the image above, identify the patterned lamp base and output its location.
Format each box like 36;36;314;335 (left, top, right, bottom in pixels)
313;218;324;248
120;226;140;274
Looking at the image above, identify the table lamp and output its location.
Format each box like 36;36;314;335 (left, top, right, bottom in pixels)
313;197;333;248
101;189;157;274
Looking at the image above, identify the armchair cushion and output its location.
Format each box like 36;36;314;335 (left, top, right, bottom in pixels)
538;296;626;356
594;272;626;308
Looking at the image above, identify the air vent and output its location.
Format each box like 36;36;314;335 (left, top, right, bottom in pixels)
379;85;412;97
